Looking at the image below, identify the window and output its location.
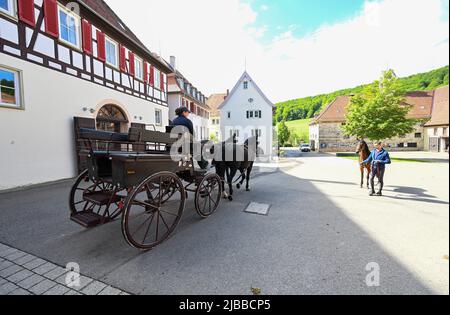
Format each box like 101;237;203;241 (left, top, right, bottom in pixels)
154;68;161;89
0;0;15;16
58;6;81;49
247;110;262;119
105;37;118;68
408;143;418;148
155;109;162;126
415;133;422;139
227;111;231;119
434;128;438;136
243;81;248;89
0;67;22;108
135;56;143;80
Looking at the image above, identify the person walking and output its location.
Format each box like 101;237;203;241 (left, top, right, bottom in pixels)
361;141;392;196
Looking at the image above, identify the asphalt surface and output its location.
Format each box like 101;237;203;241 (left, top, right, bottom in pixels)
0;153;448;295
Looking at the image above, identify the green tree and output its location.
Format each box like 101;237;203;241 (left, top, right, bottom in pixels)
277;121;291;147
343;70;417;141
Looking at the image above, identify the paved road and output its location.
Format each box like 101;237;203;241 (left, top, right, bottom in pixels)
0;153;448;295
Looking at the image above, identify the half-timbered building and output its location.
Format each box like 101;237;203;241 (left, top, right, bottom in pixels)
0;0;172;190
167;56;210;141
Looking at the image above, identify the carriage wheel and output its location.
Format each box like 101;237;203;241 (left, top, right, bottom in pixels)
69;170;123;221
121;172;186;251
195;173;222;218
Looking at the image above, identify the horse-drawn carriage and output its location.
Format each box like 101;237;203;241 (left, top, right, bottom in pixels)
70;126;222;251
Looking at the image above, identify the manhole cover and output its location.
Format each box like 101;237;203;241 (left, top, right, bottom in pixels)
245;202;271;216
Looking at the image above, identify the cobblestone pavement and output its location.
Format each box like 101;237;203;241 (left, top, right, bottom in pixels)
0;242;130;295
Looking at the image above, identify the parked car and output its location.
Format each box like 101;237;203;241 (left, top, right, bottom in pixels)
300;144;311;152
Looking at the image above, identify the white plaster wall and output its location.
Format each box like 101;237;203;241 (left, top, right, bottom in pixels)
220;79;273;153
209;116;220;141
0;53;169;190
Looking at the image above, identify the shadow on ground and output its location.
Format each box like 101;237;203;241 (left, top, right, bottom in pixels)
0;168;435;295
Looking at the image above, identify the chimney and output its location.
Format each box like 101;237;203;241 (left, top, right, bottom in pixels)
170;56;176;70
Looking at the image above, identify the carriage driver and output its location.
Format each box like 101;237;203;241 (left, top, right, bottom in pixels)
171;107;208;169
361;141;392;196
172;107;194;136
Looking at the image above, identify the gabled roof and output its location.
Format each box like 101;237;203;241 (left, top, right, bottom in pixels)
425;85;449;127
78;0;171;72
402;91;434;119
312;96;351;123
207;93;227;116
218;72;274;109
311;91;435;124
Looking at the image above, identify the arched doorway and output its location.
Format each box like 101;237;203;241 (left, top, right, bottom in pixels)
96;104;129;133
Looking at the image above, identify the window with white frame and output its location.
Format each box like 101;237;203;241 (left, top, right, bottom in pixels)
135;56;143;80
243;81;248;89
0;67;22;108
58;5;81;49
155;109;162;126
0;0;15;16
105;37;118;68
154;68;161;89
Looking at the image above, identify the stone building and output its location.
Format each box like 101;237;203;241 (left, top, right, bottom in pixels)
309;89;447;153
424;85;449;152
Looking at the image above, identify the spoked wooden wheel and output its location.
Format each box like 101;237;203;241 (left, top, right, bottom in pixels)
121;172;186;251
195;173;222;218
69;170;124;223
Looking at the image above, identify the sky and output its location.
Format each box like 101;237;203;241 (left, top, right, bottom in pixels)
105;0;449;103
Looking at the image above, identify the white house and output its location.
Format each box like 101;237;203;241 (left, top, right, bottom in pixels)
0;0;172;191
219;71;274;155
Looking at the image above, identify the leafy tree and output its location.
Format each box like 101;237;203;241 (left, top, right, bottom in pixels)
342;70;417;141
277;121;291;147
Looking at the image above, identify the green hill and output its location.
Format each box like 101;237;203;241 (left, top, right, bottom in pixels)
275;65;449;124
285;119;312;144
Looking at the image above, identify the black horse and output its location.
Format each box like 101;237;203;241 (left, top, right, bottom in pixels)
211;135;259;201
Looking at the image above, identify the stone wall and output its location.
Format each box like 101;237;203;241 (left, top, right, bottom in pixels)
313;122;426;152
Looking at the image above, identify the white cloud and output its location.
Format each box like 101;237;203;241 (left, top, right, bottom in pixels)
260;4;269;12
105;0;449;103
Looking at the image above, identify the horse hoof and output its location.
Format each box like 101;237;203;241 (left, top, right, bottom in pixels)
228;196;233;201
246;188;250;192
236;184;241;190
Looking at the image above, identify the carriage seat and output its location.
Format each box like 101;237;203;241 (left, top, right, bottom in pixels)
78;128;130;142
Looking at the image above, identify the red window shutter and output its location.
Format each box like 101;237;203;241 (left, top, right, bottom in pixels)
149;65;155;86
160;72;165;91
18;0;36;27
81;19;92;54
119;45;126;72
128;52;135;76
96;31;106;62
43;0;58;37
143;62;149;83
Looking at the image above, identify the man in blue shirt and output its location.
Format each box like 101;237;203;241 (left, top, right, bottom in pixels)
362;141;392;196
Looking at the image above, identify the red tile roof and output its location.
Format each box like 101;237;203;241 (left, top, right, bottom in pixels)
206;93;227;117
425;85;449;127
312;91;435;124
